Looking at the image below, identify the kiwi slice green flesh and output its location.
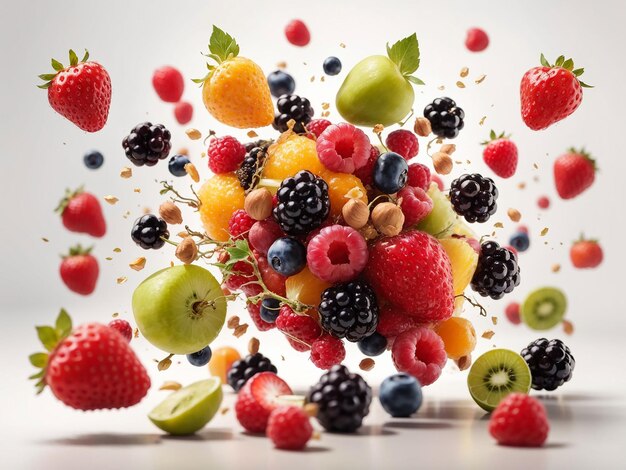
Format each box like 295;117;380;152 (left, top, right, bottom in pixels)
467;349;531;412
521;287;567;330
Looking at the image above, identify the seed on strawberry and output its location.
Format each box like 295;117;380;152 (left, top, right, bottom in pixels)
465;28;489;52
60;245;99;295
482;130;518;179
385;129;419;160
152;66;184;102
285;19;311;47
570;235;603;269
391;327;447;386
310;335;346;369
208;136;246;174
554;148;596;199
307;225;368;283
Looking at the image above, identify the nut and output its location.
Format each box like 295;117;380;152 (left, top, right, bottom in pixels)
371;202;404;236
432;152;453;175
360;223;378;240
244;188;273;221
104;195;119;205
120;167;133;179
227;316;240;329
185;162;200;182
159;381;182;391
177;147;189;156
185;128;202;140
413;117;432;137
129;257;146;271
359;358;375;371
342;198;369;229
440;143;456;155
455;355;472;371
507;208;521;222
175;237;198;264
248;337;260;355
159;201;183;225
304;403;319;417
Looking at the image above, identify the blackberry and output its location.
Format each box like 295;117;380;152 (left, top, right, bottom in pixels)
273;170;330;235
307;365;372;433
122;122;172;167
272;94;314;133
450;173;498;223
471;241;520;300
423;97;465;139
227;353;277;392
131;214;169;250
521;338;575;391
237;145;268;191
318;281;379;342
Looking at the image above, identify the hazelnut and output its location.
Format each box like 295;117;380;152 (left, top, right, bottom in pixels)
175;237;198;264
440;143;456;155
342;198;369;229
413;117;432;137
433;152;453;175
244;188;273;221
159;201;183;225
371;202;404;236
507;208;521;222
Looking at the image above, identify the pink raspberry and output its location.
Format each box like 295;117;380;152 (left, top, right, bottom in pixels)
307;225;368;283
267;406;313;450
276;305;321;352
376;305;418;339
285;19;310;47
386;130;419;160
391;327;447;386
407;163;431;190
398;186;433;227
466;27;489;52
430;174;444;191
249;219;284;255
208;136;245;174
247;301;276;332
229;209;255;240
306;119;332;138
316;123;370;173
354;145;380;186
174;101;193;125
505;302;521;325
221;252;255;292
537;196;550;209
310;335;345;369
108;319;133;342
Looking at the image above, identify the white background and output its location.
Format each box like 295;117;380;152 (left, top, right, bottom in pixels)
1;0;625;468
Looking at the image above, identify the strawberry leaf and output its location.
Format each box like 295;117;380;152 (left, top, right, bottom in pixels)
29;353;48;368
578;80;593;88
562;58;574;70
28;370;45;380
555;55;565;67
81;49;90;63
386;33;420;76
209;26;239;63
36;326;58;351
540;53;550;67
55;309;72;339
69;49;78;67
51;58;64;71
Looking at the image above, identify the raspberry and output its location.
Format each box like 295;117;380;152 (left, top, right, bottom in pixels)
489;393;549;447
307;225;368;283
234;372;292;433
316;123;371;173
267;406;313;450
174;101;193;125
407;163;431;190
152;66;184;102
208;136;246;174
465;28;490;52
223;258;255;292
391;327;447;386
306;118;332;138
505;302;521;325
276;305;321;352
397;186;433;227
310;335;345;369
247;301;276;332
376;305;418;339
108;319;132;342
228;209;255;240
249;219;284;255
537;196;550;209
354;146;380;186
430;174;444;191
385;130;419;160
285;19;311;47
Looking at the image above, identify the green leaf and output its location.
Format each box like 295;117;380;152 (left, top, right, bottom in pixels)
578;80;594;88
209;25;240;62
555;55;565;67
37;82;51;89
81;49;90;62
68;49;78;66
36;326;58;351
540;53;550;67
562;58;574;70
490;129;496;140
55;309;72;338
51;58;64;71
28;370;45;380
38;73;57;81
406;75;425;85
386;33;420;76
29;353;48;368
572;68;584;77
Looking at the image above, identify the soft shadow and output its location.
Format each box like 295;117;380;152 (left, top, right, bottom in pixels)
384;420;453;430
354;425;396;436
543;442;569;449
419;400;484;421
40;433;161;446
242;431;269;438
162;428;235;441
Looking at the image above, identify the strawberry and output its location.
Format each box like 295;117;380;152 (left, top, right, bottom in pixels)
60;245;99;295
364;230;454;323
56;187;106;237
482;130;518;178
570;236;603;269
234;372;292;433
38;49;111;132
520;54;591;130
29;310;150;410
554;148;596;199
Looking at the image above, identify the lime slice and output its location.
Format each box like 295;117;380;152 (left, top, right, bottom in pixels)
149;378;223;435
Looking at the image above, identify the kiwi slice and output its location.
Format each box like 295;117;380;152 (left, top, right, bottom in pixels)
467;349;531;412
521;287;567;330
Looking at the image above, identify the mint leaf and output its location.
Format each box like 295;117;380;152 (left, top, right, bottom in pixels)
209;26;240;62
387;33;420;76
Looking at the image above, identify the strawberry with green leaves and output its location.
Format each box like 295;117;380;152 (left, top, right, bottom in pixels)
520;54;591;131
56;187;106;237
60;245;99;295
38;49;111;132
482;130;518;178
29;310;150;410
554;148;597;199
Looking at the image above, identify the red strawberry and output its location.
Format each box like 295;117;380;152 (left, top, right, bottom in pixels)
152;66;184;103
60;245;99;295
364;230;454;323
482;130;518;178
234;372;293;433
554;148;596;199
29;310;150;410
38;49;111;132
570;236;603;269
520;54;591;130
56;188;106;237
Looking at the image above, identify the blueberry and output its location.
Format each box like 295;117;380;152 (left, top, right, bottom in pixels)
373;152;409;194
357;332;387;356
267;237;307;276
83;150;104;169
168;154;191;177
186;346;212;367
509;232;530;252
260;298;281;323
267;70;296;98
323;56;342;76
379;373;423;417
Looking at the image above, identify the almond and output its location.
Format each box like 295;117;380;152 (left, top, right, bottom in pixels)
342;198;369;229
175;237;198;264
159;201;183;225
129;257;146;271
507;208;521;222
413;117;432;137
371;202;404;236
185;128;202;140
432;152;453;175
244;188;273;221
185;162;200;182
455;355;472;371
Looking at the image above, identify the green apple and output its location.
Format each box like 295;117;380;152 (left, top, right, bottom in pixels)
132;265;226;355
149;378;223;435
336;33;424;126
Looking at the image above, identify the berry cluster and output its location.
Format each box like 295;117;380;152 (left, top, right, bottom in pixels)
521;338;575;391
450;173;499;223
